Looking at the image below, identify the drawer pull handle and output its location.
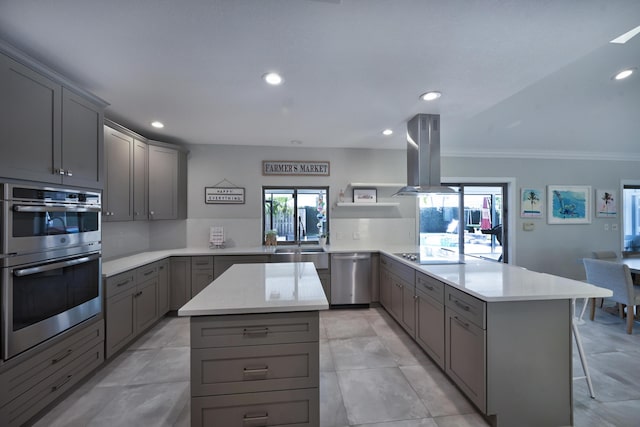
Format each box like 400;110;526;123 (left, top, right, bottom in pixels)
243;327;269;336
143;270;154;276
116;279;131;287
159;266;165;270
194;262;209;266
243;366;269;380
51;374;73;392
134;291;143;297
243;412;268;427
51;349;73;365
454;300;471;311
454;315;470;329
423;284;435;291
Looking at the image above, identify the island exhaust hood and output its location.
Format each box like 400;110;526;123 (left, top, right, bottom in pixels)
393;113;457;196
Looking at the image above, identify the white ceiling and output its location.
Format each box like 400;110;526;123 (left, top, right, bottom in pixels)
1;0;639;158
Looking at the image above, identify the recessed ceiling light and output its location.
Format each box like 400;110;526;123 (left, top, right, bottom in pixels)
290;139;303;145
382;129;393;136
420;91;442;101
614;68;635;80
610;25;640;44
263;72;283;85
151;121;164;129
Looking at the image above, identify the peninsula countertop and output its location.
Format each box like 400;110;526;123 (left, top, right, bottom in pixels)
177;262;329;316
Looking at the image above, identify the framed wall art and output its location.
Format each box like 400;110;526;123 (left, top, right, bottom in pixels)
353;188;377;203
521;188;543;218
547;185;591;224
595;189;617;218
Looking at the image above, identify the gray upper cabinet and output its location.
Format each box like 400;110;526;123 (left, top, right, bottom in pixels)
0;53;61;183
133;139;149;220
103;125;133;221
0;52;105;188
61;88;104;188
148;143;187;220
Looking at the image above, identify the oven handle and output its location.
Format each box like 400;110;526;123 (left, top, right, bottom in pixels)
13;253;101;277
12;204;101;213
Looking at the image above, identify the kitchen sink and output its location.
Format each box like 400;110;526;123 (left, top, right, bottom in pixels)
274;247;325;254
271;247;329;269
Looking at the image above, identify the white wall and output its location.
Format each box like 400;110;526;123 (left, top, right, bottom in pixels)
185;144;416;248
103;143;640;280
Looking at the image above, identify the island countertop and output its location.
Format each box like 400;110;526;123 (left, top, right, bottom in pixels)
177;262;329;316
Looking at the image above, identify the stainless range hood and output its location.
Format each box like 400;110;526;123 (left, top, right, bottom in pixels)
393;113;457;196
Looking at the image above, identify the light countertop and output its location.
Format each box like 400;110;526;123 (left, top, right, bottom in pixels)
103;244;611;303
177;262;329;316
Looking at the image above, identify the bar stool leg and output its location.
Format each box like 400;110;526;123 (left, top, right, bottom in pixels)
573;320;595;398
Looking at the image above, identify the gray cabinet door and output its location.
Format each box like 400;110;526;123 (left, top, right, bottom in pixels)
133;139;148;220
157;259;170;317
105;288;136;358
390;276;403;321
61;88;103;188
192;269;214;297
379;268;392;310
445;307;486;412
103;126;133;221
148;145;178;220
401;280;416;337
0;53;61;183
135;278;158;333
170;257;191;310
416;290;445;369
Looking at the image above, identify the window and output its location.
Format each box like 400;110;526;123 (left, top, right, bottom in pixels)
418;184;507;262
622;184;640;252
263;187;328;245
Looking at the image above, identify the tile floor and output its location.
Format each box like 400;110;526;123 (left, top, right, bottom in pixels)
32;304;640;427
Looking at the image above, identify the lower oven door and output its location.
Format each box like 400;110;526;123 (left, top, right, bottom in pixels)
2;252;102;360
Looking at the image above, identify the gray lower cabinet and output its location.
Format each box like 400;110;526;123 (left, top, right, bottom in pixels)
381;258;572;426
157;259;170;316
170;257;192;310
105;264;160;359
190;312;320;427
213;255;270;279
191;256;214;297
0;52;105;187
415;272;445;369
103;125;133;221
0;320;104;427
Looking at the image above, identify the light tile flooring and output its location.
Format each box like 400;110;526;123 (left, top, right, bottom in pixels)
32;304;640;427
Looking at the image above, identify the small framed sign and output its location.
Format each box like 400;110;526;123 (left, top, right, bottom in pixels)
353;188;377;203
205;187;245;204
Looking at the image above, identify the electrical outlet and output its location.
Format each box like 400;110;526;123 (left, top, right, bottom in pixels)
604;223;609;231
352;232;360;240
612;223;618;231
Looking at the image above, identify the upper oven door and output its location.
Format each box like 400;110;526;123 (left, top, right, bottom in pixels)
4;201;101;257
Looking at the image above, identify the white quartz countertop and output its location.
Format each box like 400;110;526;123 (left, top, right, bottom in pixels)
103;244;611;302
177;262;329;316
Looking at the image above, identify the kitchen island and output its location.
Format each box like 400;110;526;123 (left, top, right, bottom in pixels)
178;262;328;427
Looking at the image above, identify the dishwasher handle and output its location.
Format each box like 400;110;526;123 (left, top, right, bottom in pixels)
332;254;371;261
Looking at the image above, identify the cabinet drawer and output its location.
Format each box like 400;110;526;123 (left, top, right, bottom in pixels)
104;270;136;298
416;272;444;303
0;320;104;407
192;342;319;396
191;312;319;349
192;388;319;427
0;341;104;427
382;255;415;284
136;263;158;282
192;256;214;269
445;286;486;329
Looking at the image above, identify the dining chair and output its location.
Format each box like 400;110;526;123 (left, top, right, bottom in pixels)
583;258;640;334
590;251;620;312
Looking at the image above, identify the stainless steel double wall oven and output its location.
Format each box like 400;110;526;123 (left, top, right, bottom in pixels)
1;183;102;360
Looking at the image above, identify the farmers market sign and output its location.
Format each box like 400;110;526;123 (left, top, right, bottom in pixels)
262;161;330;176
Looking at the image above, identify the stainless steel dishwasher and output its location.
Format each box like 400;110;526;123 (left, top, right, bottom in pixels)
330;253;371;305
